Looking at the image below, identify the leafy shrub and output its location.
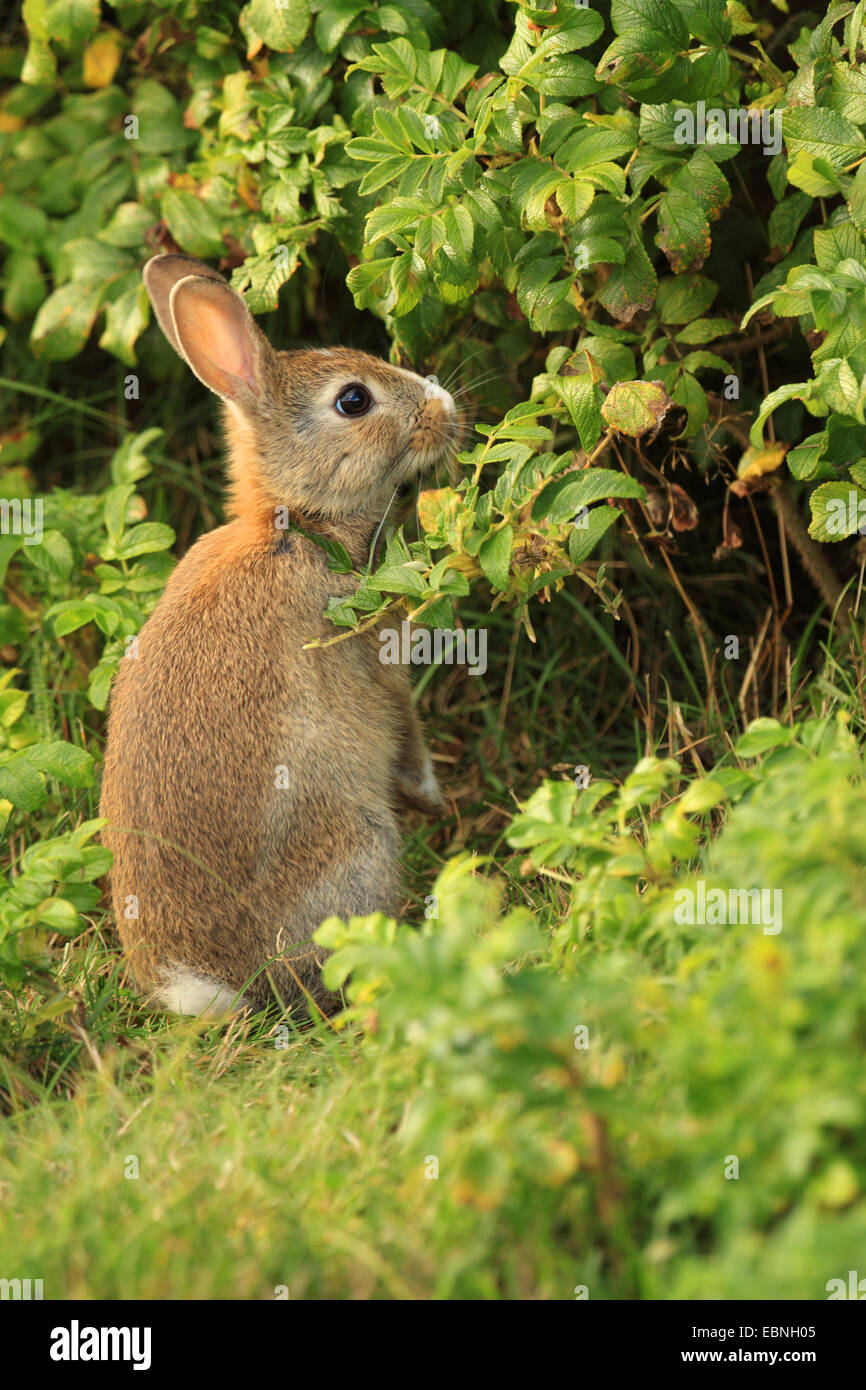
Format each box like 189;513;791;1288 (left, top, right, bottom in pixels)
312;715;866;1297
4;0;865;633
0;424;173;1000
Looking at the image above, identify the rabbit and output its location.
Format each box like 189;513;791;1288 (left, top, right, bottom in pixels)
99;253;458;1019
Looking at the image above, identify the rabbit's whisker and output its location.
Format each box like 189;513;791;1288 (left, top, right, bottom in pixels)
367;486;400;570
450;370;503;398
439;341;489;390
435;320;482;387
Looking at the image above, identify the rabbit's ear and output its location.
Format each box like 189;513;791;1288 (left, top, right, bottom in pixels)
143;255;274;410
143;254;226;358
167;275;273;409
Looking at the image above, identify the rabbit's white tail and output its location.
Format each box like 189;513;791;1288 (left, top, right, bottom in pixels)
155;966;249;1018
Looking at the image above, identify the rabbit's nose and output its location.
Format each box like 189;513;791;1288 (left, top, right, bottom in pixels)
422;374;455;414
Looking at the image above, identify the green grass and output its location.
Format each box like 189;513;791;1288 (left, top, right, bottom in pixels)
0;1020;580;1300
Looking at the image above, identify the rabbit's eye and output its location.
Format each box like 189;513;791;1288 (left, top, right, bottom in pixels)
334;383;372;417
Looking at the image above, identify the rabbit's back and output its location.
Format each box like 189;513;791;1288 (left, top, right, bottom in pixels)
100;521;405;1011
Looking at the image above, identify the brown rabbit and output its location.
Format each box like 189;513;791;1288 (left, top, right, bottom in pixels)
99;254;457;1018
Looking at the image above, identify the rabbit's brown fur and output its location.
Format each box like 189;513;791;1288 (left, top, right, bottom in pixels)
99;255;456;1017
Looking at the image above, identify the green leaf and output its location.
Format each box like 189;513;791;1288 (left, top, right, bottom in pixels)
132;80;195;157
99;202;155;250
570;337;637;383
677;776;726;813
50;601;100;638
750;382;815;448
416;214;447;261
441;205;474;263
847;160;866;233
0;196;48;252
814;222;866;271
30;283;105;360
656;274;716;324
672;371;708;436
670;150;731;223
243;0;311;50
21;37;56;85
389;252;424;315
674;0;732;44
768;192;813;255
556;376;603;451
674;317;735;344
25;530;74;582
783;106;866;169
36;0;100;48
655;187;711;274
535;468;646;521
111;430;162;486
358;155;413;197
568;504;621;564
366;565;425;595
0;689;28;729
734;718;796;757
2;250;45;321
27;741;94;787
63;238;131;287
34;897;82;932
349;37;418;94
0;755;45;812
346;258;395;309
113;523;176;560
161;191;225;260
88;663;116;712
316;2;366;52
808;481;866;541
611;0;689;46
786;151;842;197
829;60;866;123
528;54;600;99
232;248;300;314
366;197;427;246
99;278;150;366
786;433;827;481
598;237;657;323
479;526;514;591
598;0;689;95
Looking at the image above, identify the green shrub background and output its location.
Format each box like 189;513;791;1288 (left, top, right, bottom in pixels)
1;0;866;1299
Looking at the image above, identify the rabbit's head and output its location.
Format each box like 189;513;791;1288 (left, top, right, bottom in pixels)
144;255;459;535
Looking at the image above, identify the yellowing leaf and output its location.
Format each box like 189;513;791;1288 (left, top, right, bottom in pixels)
737;442;789;480
538;1138;580;1185
812;1160;859;1210
83;31;123;88
417;487;460;534
601;379;673;437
